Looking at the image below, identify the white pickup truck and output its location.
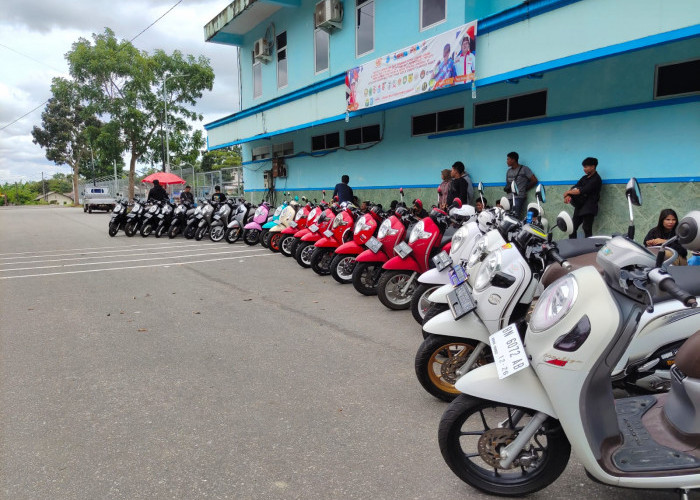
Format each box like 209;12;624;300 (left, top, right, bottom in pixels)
83;187;116;213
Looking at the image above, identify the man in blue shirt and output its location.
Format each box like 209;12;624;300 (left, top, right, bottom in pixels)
333;175;353;204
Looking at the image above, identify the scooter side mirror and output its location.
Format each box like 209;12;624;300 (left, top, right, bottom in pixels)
536;184;546;203
500;196;511;212
678;210;700;251
625;178;642;207
555;211;574;235
510;180;519;196
477;181;484;194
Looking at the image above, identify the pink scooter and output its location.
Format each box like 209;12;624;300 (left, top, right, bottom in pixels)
243;201;272;246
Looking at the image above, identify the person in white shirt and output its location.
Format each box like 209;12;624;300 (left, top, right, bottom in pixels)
454;35;475;80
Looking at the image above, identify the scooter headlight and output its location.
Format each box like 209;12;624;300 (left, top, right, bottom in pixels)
474;250;502;292
409;220;432;244
149;205;158;213
377;219;397;240
355;217;371;235
280;206;295;223
203;205;214;215
467;234;487;268
306;208;318;221
332;213;347;230
530;274;578;332
451;225;470;254
254;207;264;217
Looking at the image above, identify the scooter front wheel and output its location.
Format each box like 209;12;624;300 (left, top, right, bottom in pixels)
225;226;242;244
439;395;570;496
108;221;119;237
140;222;154;237
243;229;260;246
295;241;314;268
124;221;137;237
195;226;207;241
155;223;166;238
310;247;333;276
330;254;356;284
260;229;271;248
377;270;417;310
279;235;295;257
209;225;225;242
351;262;382;296
411;283;441;325
415;335;491;401
184;224;197;239
269;232;283;252
168;224;180;239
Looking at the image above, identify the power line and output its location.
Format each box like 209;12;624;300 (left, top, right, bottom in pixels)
0;42;64;72
0;0;184;133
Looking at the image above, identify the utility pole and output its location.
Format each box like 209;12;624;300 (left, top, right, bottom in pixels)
41;171;46;201
114;160;118;196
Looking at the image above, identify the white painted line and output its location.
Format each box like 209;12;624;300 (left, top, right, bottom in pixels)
0;248;267;272
0;245;263;266
0;253;275;280
0;240;215;260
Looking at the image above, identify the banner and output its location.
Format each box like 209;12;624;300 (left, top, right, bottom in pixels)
346;20;477;112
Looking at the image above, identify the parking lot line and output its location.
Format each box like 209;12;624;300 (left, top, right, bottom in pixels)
0;240;208;260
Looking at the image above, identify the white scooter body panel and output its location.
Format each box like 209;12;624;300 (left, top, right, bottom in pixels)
455;363;558;418
428;283;453;304
422;309;490;342
417;268;452;286
418;221;482;286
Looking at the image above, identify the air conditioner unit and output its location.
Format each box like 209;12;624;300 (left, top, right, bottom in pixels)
253;38;272;62
314;0;343;32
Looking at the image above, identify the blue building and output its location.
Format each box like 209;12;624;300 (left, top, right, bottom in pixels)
203;0;699;234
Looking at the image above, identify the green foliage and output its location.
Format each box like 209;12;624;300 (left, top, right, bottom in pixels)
0;182;40;205
66;28;215;198
200;146;242;171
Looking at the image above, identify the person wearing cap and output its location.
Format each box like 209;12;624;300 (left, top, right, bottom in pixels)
180;185;194;205
147;179;168;203
412;199;429;218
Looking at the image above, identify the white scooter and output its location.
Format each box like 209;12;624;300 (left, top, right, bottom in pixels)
438;184;700;497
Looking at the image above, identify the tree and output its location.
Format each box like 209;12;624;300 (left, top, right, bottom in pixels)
48;173;73;194
31;78;99;206
200;146;242;171
67;28;214;199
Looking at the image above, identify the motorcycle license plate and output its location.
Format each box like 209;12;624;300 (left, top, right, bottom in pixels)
433;251;452;272
308;224;319;233
394;241;412;259
290;221;297;228
157;214;164;218
323;230;333;238
448;264;468;286
489;324;530;380
446;282;475;320
366;236;382;254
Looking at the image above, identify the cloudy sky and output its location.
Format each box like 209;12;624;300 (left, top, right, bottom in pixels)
0;0;240;183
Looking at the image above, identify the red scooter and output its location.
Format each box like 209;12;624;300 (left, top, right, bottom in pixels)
277;201;312;256
329;205;384;284
295;203;337;268
377;207;454;310
352;199;417;295
310;203;358;276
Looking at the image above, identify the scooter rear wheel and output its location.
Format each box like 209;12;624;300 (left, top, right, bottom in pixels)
330;254;356;284
351;262;382;296
377;270;416;310
438;395;570;496
414;335;490;401
410;283;441;325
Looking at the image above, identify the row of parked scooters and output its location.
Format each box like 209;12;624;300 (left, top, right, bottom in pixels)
108;180;700;498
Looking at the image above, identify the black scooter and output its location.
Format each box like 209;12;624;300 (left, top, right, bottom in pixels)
108;198;129;237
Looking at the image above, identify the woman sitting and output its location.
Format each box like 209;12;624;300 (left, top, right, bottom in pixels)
644;208;687;265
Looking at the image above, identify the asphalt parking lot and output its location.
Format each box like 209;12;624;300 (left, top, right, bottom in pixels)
0;206;693;500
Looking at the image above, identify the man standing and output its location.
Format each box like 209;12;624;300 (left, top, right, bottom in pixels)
147;179;168;203
447;161;473;207
180;185;194;205
333;175;353;204
564;157;602;238
211;185;227;204
505;152;537;217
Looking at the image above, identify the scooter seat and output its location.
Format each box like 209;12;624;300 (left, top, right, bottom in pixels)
555;236;609;259
668;266;700;297
675;330;700;379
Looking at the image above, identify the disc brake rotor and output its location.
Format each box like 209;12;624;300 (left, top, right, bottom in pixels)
478;428;518;469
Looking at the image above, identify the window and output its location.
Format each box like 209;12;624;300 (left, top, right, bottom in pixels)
420;0;446;30
314;28;329;73
252;145;271;160
356;0;374;57
655;59;700;99
273;141;294;157
345;124;380;146
253;61;262;98
311;132;340;152
412;107;464;135
277;32;287;89
474;90;547;127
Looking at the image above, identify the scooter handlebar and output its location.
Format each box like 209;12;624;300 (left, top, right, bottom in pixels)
544;244;572;271
657;274;697;307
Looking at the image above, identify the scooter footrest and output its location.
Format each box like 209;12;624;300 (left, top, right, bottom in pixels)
612;395;700;472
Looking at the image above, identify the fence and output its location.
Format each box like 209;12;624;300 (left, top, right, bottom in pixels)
77;166;244;203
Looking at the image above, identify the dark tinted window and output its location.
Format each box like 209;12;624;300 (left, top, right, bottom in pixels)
508;90;547;121
437;108;464;131
362;124;381;143
412;113;436;135
656;59;700;98
474;99;507;126
326;132;340;149
311;135;326;151
345;127;362;146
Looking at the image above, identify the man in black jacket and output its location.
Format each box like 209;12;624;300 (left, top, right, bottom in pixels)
147;179;168;203
564;157;602;238
446;161;473;207
180;185;194;205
